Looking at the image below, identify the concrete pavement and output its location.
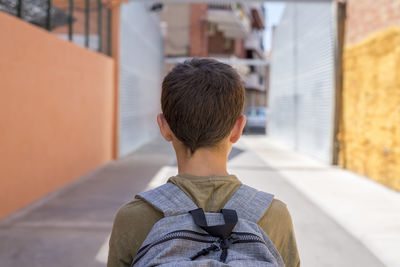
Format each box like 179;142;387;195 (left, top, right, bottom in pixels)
240;136;399;267
1;135;397;266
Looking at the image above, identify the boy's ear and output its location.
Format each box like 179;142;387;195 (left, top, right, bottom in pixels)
157;114;174;142
230;115;247;144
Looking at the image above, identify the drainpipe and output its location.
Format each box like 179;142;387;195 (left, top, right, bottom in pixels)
332;0;347;165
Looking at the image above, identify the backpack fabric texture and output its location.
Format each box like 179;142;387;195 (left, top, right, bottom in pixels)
131;182;285;267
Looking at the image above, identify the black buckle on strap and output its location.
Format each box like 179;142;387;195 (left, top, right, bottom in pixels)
189;208;238;238
189;208;238;262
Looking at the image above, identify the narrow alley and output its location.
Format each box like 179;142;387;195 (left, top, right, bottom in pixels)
1;0;399;266
1;136;398;266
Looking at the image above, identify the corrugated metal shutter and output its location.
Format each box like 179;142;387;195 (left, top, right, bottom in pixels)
119;2;164;157
268;4;297;149
268;1;336;163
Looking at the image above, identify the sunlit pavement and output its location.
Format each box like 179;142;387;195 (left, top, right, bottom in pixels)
239;136;400;267
1;135;398;266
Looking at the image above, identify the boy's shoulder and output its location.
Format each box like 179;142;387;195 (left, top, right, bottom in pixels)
258;196;293;230
113;197;162;227
108;198;161;266
264;198;291;220
109;198;163;262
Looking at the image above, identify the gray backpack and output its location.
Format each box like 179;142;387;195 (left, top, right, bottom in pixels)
131;182;285;266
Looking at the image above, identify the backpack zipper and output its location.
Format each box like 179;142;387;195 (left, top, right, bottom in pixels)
132;230;265;266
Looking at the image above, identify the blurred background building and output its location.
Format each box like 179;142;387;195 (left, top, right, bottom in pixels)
160;2;269;110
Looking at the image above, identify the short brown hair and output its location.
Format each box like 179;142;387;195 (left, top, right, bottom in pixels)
161;58;244;154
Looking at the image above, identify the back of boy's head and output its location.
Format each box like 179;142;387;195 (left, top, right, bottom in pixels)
161;58;245;154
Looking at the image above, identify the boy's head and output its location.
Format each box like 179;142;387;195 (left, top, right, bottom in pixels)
159;58;245;155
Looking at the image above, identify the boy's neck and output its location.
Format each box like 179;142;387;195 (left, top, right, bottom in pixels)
176;147;229;177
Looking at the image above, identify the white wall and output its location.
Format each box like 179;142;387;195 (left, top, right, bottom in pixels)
268;2;336;163
118;2;164;157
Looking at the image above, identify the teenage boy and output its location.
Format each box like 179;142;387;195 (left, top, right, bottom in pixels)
108;58;300;267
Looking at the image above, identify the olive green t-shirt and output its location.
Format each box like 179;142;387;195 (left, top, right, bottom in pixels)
107;174;300;267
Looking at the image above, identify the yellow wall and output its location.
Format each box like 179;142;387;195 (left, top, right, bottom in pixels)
339;27;400;191
0;12;115;219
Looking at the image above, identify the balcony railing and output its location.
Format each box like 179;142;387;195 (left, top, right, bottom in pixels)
207;2;251;39
244;72;265;91
0;0;112;55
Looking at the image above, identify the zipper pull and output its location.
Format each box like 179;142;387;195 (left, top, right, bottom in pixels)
190;244;220;261
219;238;233;263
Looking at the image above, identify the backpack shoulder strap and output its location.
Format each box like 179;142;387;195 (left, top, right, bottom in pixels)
136;182;198;217
223;185;274;223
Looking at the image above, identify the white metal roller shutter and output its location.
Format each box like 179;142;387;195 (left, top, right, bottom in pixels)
268;1;336;163
295;2;335;162
268;4;297;149
119;2;164;157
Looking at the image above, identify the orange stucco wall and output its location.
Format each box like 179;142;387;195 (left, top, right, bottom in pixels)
0;12;115;219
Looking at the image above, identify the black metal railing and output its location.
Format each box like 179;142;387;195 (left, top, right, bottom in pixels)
0;0;112;56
